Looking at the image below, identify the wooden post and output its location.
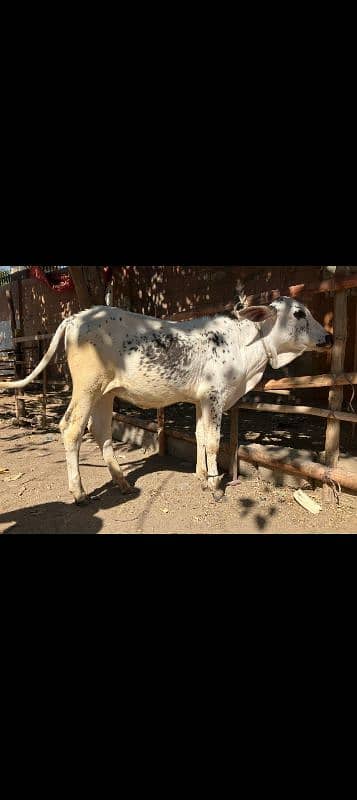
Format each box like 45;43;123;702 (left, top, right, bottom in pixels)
323;288;348;501
15;345;26;418
17;274;23;342
353;299;357;438
6;288;25;418
14;389;19;420
157;408;166;456
5;288;16;336
42;367;47;427
229;404;239;480
38;334;48;428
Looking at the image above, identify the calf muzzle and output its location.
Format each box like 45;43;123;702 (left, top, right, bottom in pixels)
317;333;334;349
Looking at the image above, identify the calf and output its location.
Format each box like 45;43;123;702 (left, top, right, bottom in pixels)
0;296;332;503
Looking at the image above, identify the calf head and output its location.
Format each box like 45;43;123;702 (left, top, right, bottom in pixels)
237;296;333;369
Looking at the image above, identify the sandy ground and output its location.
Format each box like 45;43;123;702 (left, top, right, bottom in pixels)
1;415;357;534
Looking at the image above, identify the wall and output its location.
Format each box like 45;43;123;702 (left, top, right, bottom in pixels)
112;266;263;318
0;275;79;381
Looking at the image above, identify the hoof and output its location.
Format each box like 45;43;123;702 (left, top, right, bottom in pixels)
75;494;90;506
196;471;208;485
117;480;135;495
196;471;208;491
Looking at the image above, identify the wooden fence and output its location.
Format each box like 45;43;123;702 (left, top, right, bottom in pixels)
147;274;357;499
1;271;357;498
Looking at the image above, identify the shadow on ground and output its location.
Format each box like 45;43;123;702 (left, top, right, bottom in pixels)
238;496;277;530
0;481;141;535
0;450;278;534
0;453;195;535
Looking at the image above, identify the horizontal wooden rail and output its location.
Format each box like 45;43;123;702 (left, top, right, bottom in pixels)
238;443;357;493
256;372;357;392
14;333;53;343
111;413;357;492
290;274;357;297
239;401;357;424
0;378;68;386
113;412;158;432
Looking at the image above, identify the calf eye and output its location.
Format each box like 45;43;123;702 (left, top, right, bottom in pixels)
294;310;306;320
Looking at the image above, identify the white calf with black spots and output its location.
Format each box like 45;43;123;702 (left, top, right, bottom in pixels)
0;298;333;503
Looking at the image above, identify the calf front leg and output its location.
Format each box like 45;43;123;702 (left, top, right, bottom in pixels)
201;396;224;498
195;403;208;486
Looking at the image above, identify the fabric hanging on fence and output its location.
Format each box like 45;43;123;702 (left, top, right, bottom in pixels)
29;266;75;293
30;266;112;292
104;266;113;284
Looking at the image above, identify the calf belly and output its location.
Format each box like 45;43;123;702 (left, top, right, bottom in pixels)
111;381;193;410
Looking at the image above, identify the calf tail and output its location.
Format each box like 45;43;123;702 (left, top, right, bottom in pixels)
0;318;69;390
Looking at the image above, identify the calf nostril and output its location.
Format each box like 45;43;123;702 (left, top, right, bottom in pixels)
325;334;334;346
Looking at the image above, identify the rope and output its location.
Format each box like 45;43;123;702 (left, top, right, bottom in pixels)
323;471;342;505
329;373;356;414
345;374;356;414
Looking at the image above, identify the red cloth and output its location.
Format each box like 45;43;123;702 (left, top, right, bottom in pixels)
104;266;113;284
30;266;112;292
29;266;75;293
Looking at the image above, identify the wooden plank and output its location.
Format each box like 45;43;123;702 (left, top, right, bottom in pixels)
353;301;357;439
157;408;166;456
238;443;357;493
15;390;25;419
5;379;68;387
112;412;158;433
5;289;16;335
260;389;291;396
290;274;357;297
256;372;357;392
166;428;195;444
14;333;53;343
42;367;47;426
239;401;357;424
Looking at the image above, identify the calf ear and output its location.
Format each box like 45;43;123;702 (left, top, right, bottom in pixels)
236;305;277;323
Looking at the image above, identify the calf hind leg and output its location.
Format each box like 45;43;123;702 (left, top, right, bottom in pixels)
88;395;133;493
60;396;94;504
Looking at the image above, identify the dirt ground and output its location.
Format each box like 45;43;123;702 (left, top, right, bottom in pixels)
1;409;357;534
